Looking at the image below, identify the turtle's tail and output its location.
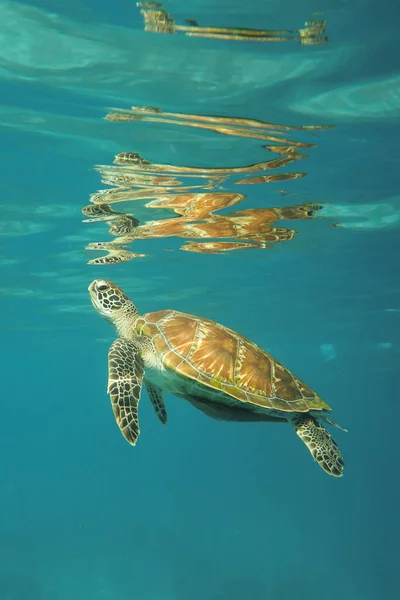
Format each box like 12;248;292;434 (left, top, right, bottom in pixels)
288;414;345;477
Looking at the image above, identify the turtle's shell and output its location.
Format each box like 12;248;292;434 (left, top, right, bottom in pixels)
135;310;331;413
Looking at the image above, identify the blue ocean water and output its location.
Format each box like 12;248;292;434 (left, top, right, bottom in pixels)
1;0;399;598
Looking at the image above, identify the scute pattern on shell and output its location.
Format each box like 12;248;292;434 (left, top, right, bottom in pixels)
135;310;331;413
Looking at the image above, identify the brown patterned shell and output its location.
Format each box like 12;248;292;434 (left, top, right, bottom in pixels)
135;310;331;414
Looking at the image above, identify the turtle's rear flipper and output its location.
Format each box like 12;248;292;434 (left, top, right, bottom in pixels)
108;338;145;445
289;414;344;477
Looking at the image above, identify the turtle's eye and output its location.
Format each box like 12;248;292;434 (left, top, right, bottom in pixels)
97;283;108;292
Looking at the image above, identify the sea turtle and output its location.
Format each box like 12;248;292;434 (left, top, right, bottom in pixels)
88;279;345;477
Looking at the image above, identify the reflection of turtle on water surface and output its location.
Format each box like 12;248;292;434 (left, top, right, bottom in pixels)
108;215;140;236
184;19;199;27
180;240;272;253
85;242;146;265
82;203;119;222
89;279;345;477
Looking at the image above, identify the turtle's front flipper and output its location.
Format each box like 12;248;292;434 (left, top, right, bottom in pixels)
145;381;168;424
289;414;344;477
108;338;144;445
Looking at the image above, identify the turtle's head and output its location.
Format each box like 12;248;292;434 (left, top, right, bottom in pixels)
88;279;138;335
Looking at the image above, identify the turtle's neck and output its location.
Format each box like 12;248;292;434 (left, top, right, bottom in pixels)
114;302;139;339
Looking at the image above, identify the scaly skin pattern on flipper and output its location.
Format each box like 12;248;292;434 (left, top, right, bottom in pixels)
107;338;144;445
289;414;344;477
145;381;168;424
135;310;331;414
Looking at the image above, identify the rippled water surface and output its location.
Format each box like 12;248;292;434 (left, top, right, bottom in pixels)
1;1;399;598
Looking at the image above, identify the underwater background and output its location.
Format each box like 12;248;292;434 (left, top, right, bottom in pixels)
0;0;399;598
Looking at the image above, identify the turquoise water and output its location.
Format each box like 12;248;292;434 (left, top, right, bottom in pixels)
1;0;399;598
